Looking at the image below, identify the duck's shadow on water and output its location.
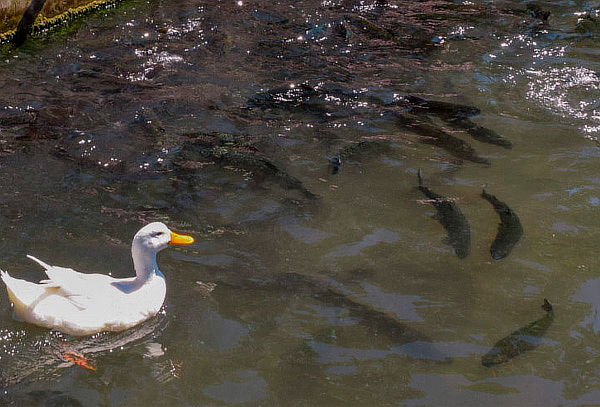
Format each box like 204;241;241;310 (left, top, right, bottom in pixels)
0;308;169;391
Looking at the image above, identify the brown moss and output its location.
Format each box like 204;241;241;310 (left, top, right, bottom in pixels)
0;0;123;43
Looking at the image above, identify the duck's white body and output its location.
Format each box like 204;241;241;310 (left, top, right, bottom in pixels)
0;222;193;336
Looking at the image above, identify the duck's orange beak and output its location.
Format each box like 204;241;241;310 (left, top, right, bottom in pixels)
169;231;195;245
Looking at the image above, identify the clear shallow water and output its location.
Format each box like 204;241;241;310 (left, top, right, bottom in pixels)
0;0;599;405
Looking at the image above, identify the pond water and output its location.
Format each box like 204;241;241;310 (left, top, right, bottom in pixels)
0;0;599;405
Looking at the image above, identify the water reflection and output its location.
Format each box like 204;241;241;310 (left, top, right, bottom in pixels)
572;278;600;333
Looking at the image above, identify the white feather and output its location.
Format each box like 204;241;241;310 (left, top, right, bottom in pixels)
0;222;193;336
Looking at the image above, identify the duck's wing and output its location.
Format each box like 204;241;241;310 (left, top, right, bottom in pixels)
27;255;114;308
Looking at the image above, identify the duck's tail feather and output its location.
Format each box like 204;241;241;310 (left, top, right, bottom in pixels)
1;270;48;316
0;269;11;293
26;255;52;270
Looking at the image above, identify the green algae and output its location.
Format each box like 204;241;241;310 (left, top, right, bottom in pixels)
0;0;124;44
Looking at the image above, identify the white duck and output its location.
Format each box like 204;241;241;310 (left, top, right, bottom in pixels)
0;222;194;336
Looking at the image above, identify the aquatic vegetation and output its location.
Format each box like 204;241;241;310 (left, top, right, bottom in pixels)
481;188;523;260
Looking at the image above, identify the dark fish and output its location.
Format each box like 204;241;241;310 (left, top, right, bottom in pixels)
328;154;342;175
417;171;471;258
481;188;523;260
173;134;317;199
29;391;84;407
0;109;37;126
346;16;397;42
526;4;550;23
215;150;317;200
440;116;512;149
329;139;392;174
397;114;489;165
401;95;481;118
251;10;289;25
248;83;319;108
246;83;330;117
216;272;437;348
0;391;85;407
482;299;554;367
398;96;512;149
247;83;369;121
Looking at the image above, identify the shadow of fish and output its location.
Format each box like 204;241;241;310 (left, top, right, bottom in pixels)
417;170;471;258
263;272;427;344
482;299;554;367
481;188;523;260
219;272;443;359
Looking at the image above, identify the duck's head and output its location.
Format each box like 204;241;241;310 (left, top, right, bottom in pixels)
133;222;195;252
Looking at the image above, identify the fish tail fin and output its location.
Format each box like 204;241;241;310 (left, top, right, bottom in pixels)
542;298;553;312
26;255;52;270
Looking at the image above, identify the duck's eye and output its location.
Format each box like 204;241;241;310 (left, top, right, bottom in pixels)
154;232;165;237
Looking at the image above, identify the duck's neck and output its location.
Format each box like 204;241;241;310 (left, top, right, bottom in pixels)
132;244;163;282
